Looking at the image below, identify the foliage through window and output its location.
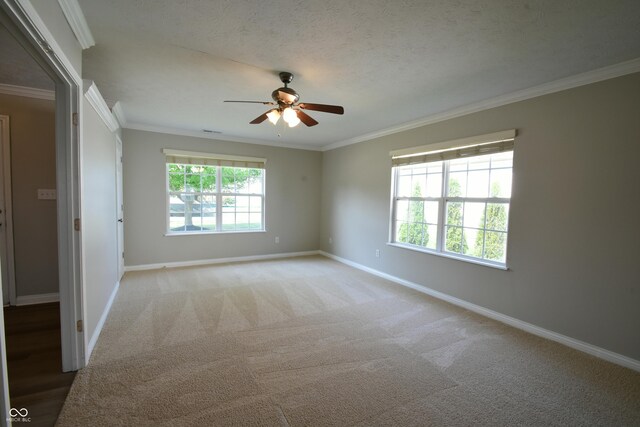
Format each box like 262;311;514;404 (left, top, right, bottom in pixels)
392;150;513;266
167;163;264;233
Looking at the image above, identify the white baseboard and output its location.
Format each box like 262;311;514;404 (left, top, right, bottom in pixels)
15;292;59;306
124;250;321;272
319;251;640;373
86;281;120;363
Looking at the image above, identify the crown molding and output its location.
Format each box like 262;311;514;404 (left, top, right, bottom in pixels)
57;0;95;49
111;101;127;128
322;57;640;152
0;83;55;100
15;0;82;84
83;80;119;132
124;122;324;151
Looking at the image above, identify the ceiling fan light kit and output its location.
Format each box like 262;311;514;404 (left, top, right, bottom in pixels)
224;72;344;129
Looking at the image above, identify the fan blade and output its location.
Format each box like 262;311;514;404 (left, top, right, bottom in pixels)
296;110;318;127
250;111;270;124
298;103;344;115
224;100;274;105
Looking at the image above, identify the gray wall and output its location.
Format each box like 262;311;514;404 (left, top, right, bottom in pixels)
122;129;322;266
29;0;82;76
320;72;640;361
0;93;58;297
82;97;118;342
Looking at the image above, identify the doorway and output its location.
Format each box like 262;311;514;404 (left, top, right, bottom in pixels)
0;1;85;422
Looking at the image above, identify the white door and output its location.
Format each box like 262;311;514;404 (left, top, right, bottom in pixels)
116;136;124;279
0;116;16;306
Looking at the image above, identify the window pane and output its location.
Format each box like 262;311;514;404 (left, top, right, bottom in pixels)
180;194;199;230
427;162;443;173
168;173;185;192
395;221;407;243
222;196;235;212
412;174;426;197
168;164;185;173
448;172;466;197
467;170;489;198
236;196;250;212
397;221;423;246
424;201;439;224
202;173;216;192
397;174;411;197
468;154;490;170
396;200;409;221
486;203;509;231
445;226;466;254
185;174;201;192
249;213;262;229
185;165;202;174
221;167;235;193
463;202;486;229
446;202;463;226
222;212;235;230
425;224;437;249
489;169;512;198
201;195;216;231
491;151;513;169
249;173;263;194
463;227;481;257
449;158;467;172
235;168;251;193
250;196;263;213
484;231;507;262
236;212;250;229
426;173;442;197
169;194;185;231
408;200;423;224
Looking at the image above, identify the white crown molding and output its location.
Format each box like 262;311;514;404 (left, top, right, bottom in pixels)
124;250;320;272
111;101;127;128
0;83;55;100
57;0;95;49
83;80;119;132
322;57;640;152
15;0;82;84
319;251;640;372
124;122;323;152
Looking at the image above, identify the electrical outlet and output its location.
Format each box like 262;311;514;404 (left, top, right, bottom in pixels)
275;236;280;244
329;237;333;244
37;189;57;200
375;249;380;258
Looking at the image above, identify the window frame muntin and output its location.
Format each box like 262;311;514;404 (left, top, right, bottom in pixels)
165;163;266;235
390;151;512;268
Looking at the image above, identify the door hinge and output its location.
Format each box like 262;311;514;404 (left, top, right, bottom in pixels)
74;218;81;231
76;319;83;332
72;112;78;126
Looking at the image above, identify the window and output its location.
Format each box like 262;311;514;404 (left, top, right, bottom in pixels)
164;149;265;234
390;131;515;267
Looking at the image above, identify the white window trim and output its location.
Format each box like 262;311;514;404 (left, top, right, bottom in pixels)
389;132;515;268
165;163;265;235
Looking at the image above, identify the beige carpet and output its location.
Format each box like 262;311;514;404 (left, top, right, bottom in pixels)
57;255;640;426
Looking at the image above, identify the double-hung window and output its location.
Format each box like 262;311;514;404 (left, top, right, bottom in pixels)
164;149;266;234
390;131;515;267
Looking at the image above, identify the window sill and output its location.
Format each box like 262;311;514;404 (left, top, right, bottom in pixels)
164;230;267;237
386;242;509;271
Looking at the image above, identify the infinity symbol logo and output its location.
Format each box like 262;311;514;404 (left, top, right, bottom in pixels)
9;407;28;417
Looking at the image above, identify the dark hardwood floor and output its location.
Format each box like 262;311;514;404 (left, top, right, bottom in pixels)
4;303;75;427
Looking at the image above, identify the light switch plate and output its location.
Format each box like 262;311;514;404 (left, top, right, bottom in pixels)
37;189;57;200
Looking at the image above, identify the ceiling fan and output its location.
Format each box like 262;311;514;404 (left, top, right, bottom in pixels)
224;72;344;128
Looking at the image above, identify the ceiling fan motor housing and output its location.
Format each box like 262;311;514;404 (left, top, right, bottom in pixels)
272;87;299;105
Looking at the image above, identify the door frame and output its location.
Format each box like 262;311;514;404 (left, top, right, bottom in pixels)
115;135;124;280
0;115;16;307
0;0;85;375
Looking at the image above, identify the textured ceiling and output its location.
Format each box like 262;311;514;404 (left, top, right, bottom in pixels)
78;0;640;149
0;24;54;90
